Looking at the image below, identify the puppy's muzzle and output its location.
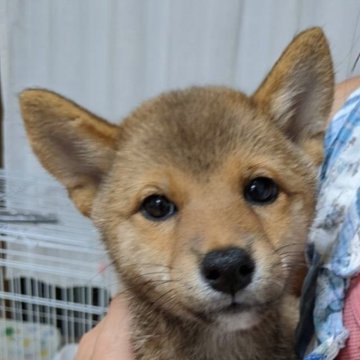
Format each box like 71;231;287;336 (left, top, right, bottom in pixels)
201;247;255;295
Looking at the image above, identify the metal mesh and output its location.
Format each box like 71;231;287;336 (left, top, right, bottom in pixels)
0;170;115;359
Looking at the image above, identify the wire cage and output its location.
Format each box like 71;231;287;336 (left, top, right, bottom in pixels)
0;170;116;360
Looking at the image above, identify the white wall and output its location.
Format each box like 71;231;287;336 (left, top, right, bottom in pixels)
1;0;360;179
0;0;359;288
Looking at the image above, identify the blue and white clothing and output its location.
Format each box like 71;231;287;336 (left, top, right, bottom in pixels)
297;88;360;360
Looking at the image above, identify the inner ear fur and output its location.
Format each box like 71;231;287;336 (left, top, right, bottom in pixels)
20;89;120;217
252;27;334;165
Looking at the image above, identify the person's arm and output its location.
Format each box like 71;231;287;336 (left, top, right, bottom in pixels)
328;76;360;123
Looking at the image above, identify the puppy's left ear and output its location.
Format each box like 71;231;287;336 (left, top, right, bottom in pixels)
252;27;334;165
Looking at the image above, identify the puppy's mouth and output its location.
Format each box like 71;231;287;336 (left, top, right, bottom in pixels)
184;299;264;328
179;298;250;323
218;301;252;314
204;299;256;318
195;293;284;320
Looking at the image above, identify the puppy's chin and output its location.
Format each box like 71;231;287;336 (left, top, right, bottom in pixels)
215;309;262;332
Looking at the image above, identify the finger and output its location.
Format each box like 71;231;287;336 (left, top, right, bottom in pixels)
91;296;133;359
75;329;98;360
75;309;109;359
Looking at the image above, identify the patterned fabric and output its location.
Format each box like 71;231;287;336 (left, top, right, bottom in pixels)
297;87;360;360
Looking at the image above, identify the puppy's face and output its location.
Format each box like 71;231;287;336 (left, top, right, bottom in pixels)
94;88;316;329
20;28;334;331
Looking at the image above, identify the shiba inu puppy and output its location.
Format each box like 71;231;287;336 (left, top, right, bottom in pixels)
20;28;333;359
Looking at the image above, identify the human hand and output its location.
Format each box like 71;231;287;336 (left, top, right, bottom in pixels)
75;296;133;360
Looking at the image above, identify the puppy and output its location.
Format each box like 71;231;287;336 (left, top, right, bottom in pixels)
20;28;334;359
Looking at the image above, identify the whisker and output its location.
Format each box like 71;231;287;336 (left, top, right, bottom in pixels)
129;271;171;281
274;243;305;253
122;262;172;269
85;260;172;285
152;289;176;308
277;250;305;255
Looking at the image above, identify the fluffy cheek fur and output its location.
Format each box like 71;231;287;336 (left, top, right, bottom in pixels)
96;185;313;325
249;199;312;299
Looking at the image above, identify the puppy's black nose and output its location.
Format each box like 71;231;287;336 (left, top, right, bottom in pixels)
201;247;255;294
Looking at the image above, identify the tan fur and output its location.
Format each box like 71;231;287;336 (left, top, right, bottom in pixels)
19;28;334;359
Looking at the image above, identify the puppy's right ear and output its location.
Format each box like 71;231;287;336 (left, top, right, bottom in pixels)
20;90;120;217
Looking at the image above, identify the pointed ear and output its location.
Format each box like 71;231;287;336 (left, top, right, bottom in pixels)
20;89;120;217
252;27;334;165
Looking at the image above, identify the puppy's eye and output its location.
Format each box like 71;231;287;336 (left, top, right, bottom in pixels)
244;177;279;205
140;195;177;221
